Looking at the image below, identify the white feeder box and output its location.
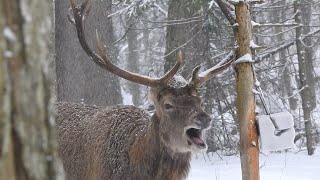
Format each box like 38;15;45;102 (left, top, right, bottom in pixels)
257;111;296;152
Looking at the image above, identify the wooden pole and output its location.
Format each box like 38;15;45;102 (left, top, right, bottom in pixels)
234;2;259;180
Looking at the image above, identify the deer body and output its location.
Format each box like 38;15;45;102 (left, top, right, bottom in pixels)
57;102;191;180
58;0;234;179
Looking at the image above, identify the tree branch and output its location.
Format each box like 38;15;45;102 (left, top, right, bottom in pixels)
215;0;236;26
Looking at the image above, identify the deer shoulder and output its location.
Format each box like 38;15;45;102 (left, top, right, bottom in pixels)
57;102;152;179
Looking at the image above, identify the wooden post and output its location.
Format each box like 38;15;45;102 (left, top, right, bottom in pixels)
234;2;259;180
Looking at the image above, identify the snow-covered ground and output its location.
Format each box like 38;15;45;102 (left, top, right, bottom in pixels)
189;148;320;180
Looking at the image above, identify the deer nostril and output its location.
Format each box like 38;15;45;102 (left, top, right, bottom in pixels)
197;112;211;129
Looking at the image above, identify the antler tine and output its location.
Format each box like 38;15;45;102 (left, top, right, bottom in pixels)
159;51;183;85
70;0;77;10
69;0;78;18
69;0;182;87
81;0;93;20
189;52;234;88
69;0;107;69
96;32;183;87
69;0;92;21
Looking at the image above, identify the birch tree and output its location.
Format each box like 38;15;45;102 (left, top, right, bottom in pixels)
0;0;61;179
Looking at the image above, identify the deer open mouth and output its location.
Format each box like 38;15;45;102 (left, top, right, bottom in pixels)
186;128;206;149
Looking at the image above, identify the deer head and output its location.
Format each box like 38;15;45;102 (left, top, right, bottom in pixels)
68;0;234;153
148;79;209;153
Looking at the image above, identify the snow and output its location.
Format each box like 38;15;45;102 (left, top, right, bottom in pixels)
255;79;261;87
228;0;263;4
229;0;244;3
253;89;260;94
153;3;168;16
4;50;13;58
20;0;32;22
208;0;217;9
252;141;257;146
3;27;16;42
234;53;254;65
167;75;188;88
121;87;134;105
189;149;320;180
251;21;261;27
250;40;261;49
314;67;320;76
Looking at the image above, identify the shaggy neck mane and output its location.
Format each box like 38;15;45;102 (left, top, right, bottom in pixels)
130;113;191;180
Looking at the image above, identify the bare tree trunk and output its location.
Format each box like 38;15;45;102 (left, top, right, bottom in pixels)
234;2;259;180
294;0;316;155
0;0;61;179
55;0;122;106
273;1;297;110
164;0;206;76
164;0;187;72
126;19;142;106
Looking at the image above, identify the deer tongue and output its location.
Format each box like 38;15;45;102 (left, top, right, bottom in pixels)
190;137;206;148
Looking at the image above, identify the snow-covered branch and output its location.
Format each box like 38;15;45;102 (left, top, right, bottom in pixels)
257;29;320;61
216;0;236;26
234;53;254;65
279;86;307;100
198;51;234;77
253;23;300;28
152;3;167;16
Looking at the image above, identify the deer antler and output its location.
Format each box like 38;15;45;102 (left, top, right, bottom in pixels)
189;51;234;88
69;0;183;87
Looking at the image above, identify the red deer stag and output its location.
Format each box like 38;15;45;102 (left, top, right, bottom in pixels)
57;0;234;179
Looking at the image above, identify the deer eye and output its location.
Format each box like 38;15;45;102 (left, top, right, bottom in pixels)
164;103;174;110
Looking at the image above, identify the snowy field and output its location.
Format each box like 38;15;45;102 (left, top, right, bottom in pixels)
188;148;320;180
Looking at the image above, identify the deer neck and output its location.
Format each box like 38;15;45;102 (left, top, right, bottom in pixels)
129;113;191;180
